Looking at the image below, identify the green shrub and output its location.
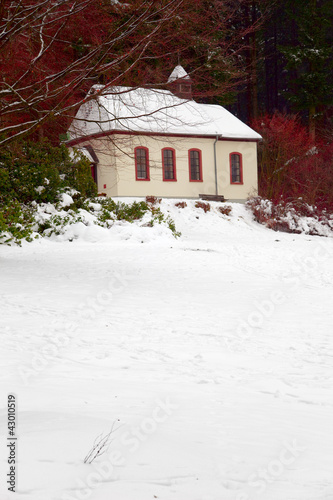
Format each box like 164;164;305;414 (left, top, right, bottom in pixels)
96;199;181;237
37;212;86;238
0;139;182;244
0;200;36;245
63;149;97;199
115;201;149;221
0;139;97;205
0;167;11;197
97;199;149;225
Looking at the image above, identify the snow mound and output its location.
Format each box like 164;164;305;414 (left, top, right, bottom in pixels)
1;196;333;500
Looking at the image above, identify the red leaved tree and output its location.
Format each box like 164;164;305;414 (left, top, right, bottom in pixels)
0;0;185;146
1;0;268;147
252;112;333;210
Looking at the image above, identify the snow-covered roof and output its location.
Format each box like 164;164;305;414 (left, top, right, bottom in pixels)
167;65;191;83
68;146;95;163
68;86;261;142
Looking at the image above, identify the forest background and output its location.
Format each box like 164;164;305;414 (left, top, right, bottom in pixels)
1;0;333;211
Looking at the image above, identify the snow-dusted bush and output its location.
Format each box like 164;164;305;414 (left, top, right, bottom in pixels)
247;196;333;237
0;196;181;245
0;200;36;244
0;139;98;243
95;198;180;237
0;139;96;204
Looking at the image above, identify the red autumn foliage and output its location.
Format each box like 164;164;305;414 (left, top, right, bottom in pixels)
218;205;232;216
0;0;185;145
246;196;333;237
0;0;264;146
195;201;211;212
175;201;187;208
146;196;162;205
251;112;333;211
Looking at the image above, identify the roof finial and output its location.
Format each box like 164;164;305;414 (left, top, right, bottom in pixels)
167;64;192;100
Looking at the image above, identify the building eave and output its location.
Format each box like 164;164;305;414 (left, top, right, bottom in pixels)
66;129;261;147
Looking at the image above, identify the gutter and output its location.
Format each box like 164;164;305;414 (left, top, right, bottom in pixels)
213;135;222;195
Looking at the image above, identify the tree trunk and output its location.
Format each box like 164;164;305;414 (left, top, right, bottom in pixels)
309;105;316;142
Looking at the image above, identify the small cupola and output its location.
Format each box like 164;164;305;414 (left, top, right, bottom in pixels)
167;65;192;100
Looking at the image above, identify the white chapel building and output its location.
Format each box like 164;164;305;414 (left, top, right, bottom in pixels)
67;66;261;201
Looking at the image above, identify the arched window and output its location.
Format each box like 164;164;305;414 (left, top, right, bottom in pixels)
135;147;150;180
162;148;176;181
189;149;203;182
230;153;243;184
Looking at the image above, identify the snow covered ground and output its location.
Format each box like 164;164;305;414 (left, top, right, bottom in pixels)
1;200;333;500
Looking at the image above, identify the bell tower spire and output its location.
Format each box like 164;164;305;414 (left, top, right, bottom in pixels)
167;65;192;100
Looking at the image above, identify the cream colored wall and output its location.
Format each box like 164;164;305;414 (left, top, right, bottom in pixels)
81;134;258;201
78;138;119;195
216;140;258;200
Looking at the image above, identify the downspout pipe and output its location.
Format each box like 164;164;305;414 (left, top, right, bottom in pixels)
213;135;222;195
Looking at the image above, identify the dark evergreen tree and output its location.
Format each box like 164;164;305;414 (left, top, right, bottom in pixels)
279;0;333;139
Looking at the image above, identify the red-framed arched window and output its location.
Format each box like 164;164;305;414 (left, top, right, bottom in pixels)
230;152;243;184
188;149;203;182
162;148;177;181
135;147;150;181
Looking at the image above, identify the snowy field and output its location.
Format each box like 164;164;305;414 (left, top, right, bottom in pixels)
1;200;333;500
